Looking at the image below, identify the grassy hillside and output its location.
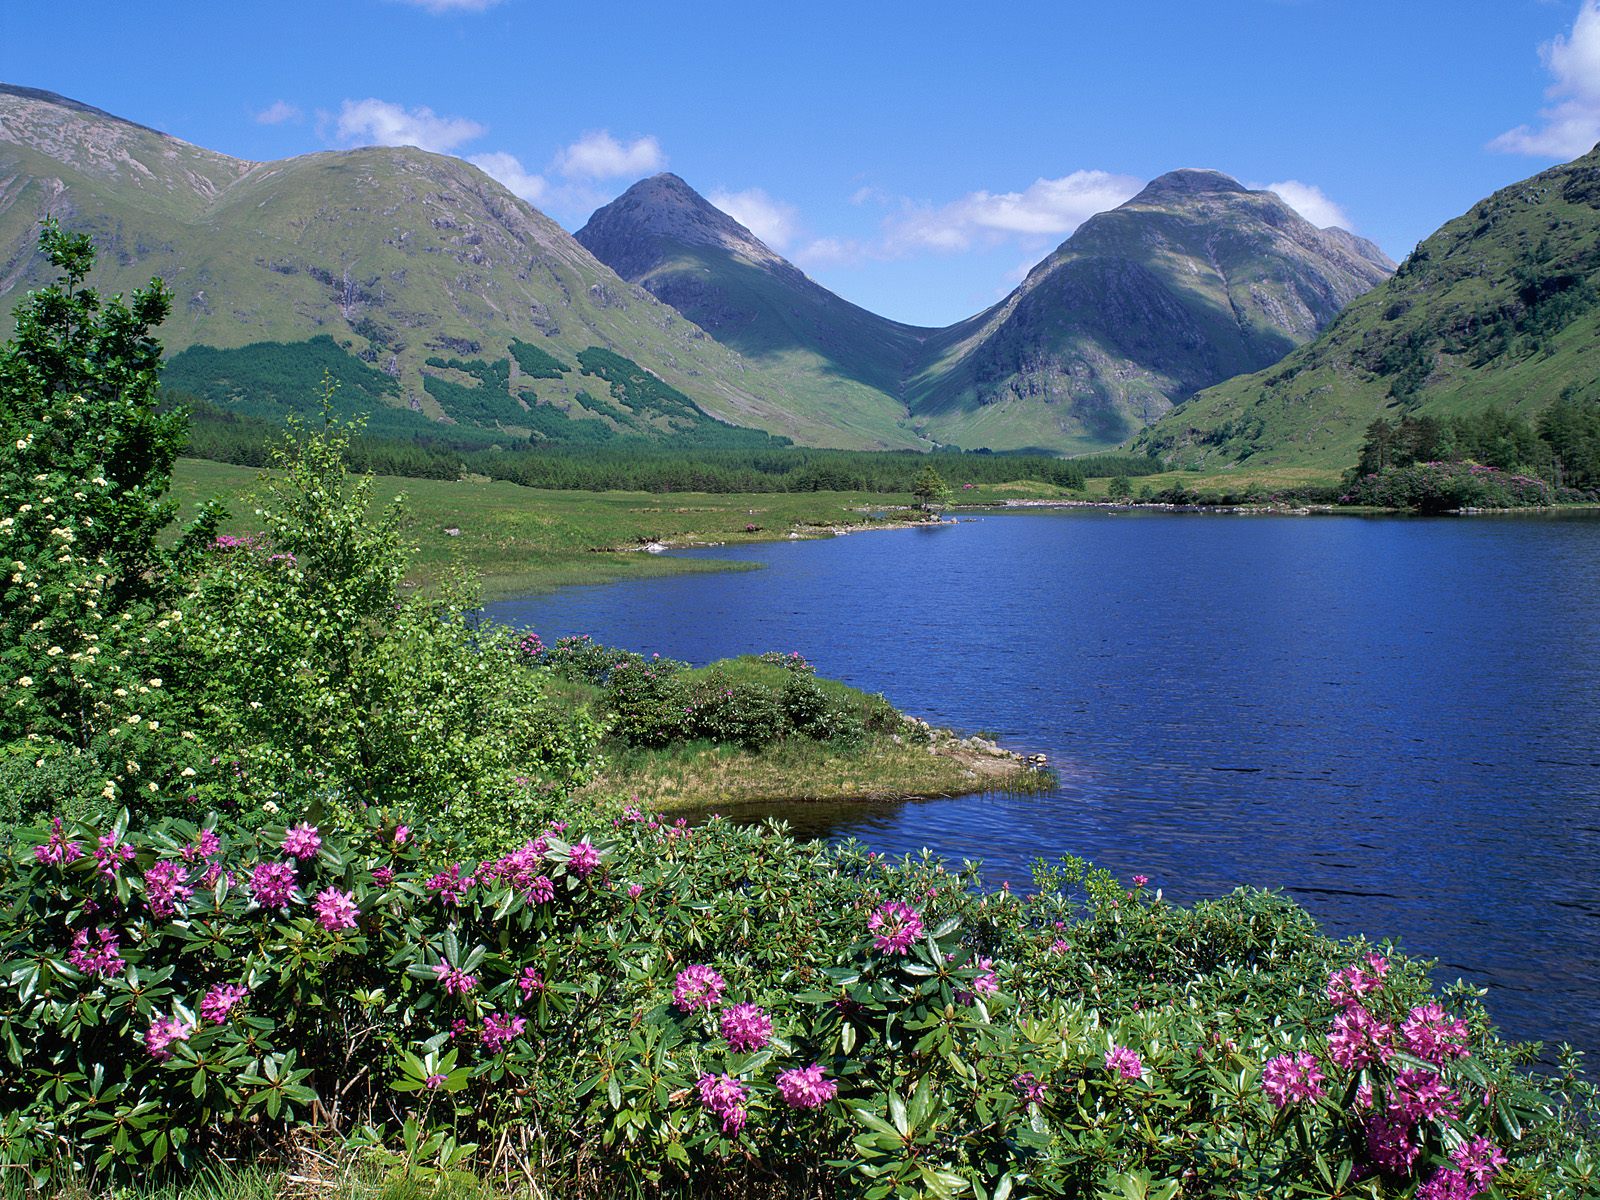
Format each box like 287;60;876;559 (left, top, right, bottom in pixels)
0;86;893;450
1138;146;1600;472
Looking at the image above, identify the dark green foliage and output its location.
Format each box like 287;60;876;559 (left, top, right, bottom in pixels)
509;338;570;379
1540;386;1600;489
164;337;409;429
421;366;526;428
1343;461;1558;512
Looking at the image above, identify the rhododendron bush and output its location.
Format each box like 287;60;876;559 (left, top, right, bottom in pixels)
2;809;1597;1198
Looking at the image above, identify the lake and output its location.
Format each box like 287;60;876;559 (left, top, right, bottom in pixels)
485;508;1600;1056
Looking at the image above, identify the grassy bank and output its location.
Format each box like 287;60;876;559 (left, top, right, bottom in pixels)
170;458;1063;599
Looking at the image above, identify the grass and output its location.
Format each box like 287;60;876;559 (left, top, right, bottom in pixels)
169;458;975;599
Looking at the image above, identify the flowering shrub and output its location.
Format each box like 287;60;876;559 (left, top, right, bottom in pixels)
2;808;1596;1197
1342;462;1556;511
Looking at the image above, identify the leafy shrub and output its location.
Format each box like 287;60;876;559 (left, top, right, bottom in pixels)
1342;462;1555;512
3;809;1596;1198
605;658;689;747
684;671;785;750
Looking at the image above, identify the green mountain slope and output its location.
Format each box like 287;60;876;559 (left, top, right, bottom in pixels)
0;85;848;448
576;174;932;449
905;170;1394;453
1136;149;1600;472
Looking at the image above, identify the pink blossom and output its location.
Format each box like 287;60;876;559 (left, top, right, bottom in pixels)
1328;1005;1393;1070
145;1014;194;1061
566;840;601;879
143;860;193;919
34;818;83;866
282;823;321;860
672;964;727;1012
1363;1109;1421;1175
1049;938;1069;954
776;1063;838;1109
1011;1071;1047;1103
248;861;298;910
426;864;475;906
1389;1067;1460;1122
867;901;924;955
518;967;546;998
424;1073;448;1090
433;959;478;995
626;882;643;899
201;982;249;1023
93;833;135;879
372;866;395;887
67;928;125;978
972;957;1000;995
182;828;221;863
1327;954;1388;1009
481;1012;527;1052
393;825;410;846
1401;1003;1470;1065
1105;1044;1145;1081
1131;874;1149;887
1260;1052;1325;1107
696;1072;750;1133
719;1003;773;1052
1451;1136;1507;1189
313;887;359;932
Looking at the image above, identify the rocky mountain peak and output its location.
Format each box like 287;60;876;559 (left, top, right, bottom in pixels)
576;173;783;271
1130;168;1252;205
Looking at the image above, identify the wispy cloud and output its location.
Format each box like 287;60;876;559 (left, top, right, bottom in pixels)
881;171;1143;254
709;187;800;249
469;151;546;203
554;131;665;180
1264;180;1354;230
1491;0;1600;158
388;0;503;13
255;100;302;126
334;98;486;153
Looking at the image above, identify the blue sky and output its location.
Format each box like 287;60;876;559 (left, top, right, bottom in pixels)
4;0;1599;326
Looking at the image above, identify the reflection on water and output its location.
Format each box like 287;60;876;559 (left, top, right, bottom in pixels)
487;509;1600;1054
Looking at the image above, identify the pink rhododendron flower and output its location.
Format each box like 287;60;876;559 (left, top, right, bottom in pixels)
67;928;124;978
248;861;297;910
1260;1052;1325;1107
1049;938;1069;954
566;840;601;878
776;1063;838;1109
868;901;924;955
518;967;546;998
35;818;83;866
1389;1067;1460;1122
1011;1071;1047;1103
696;1072;750;1133
145;1014;194;1061
282;823;321;860
1328;1005;1394;1070
372;866;395;887
1131;874;1149;887
1401;1003;1470;1065
481;1012;526;1052
1363;1109;1421;1175
143;860;193;919
202;982;249;1023
972;957;1000;995
393;825;410;846
424;1073;447;1090
627;882;643;899
673;964;727;1012
433;959;478;995
93;833;135;878
1451;1136;1507;1188
426;864;475;906
719;1003;773;1052
182;828;222;863
313;887;359;932
1327;954;1388;1008
1105;1044;1145;1081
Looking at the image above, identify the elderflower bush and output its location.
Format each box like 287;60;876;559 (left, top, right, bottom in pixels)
2;808;1595;1197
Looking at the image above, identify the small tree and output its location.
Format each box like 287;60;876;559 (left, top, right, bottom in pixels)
912;464;951;516
1107;475;1134;500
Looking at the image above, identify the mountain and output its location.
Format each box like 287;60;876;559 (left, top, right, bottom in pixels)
903;170;1395;453
576;174;933;448
0;84;880;450
1136;148;1600;473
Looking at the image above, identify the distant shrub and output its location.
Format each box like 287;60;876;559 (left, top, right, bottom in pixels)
1342;462;1555;512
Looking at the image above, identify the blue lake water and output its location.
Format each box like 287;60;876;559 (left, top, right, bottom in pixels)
485;509;1600;1055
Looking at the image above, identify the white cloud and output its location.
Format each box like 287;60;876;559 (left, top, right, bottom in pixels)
554;131;665;180
389;0;503;12
334;98;486;154
882;170;1143;254
708;187;801;249
469;151;547;203
1265;180;1354;230
1491;0;1600;157
255;100;302;126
